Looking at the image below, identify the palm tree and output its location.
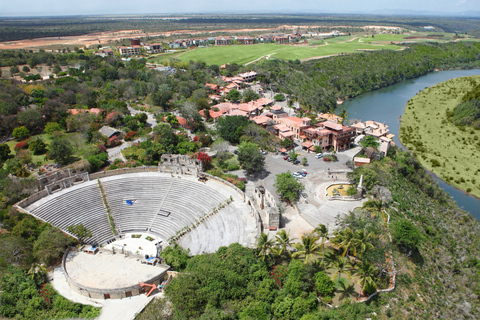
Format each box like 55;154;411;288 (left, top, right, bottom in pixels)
292;232;321;264
314;224;329;263
353;261;378;298
332;227;355;258
27;263;47;281
255;232;274;261
362;199;388;224
338;109;348;125
331;256;350;291
274;229;295;257
352;229;375;262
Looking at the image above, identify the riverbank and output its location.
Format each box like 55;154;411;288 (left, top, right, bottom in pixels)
341;69;480;220
399;75;480;200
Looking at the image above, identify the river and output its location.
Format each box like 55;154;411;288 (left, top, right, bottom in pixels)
340;69;480;221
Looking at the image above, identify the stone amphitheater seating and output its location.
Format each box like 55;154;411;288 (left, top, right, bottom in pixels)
25;182;114;245
24;172;257;254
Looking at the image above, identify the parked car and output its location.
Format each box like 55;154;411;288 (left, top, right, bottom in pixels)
292;172;303;179
293;159;300;165
301;169;307;174
287;157;292;162
315;153;323;159
261;150;267;155
284;156;289;160
297;171;306;177
233;150;238;155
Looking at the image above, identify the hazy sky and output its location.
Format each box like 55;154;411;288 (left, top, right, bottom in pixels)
1;0;479;17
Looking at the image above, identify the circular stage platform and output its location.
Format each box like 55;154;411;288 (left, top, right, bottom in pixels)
63;245;169;299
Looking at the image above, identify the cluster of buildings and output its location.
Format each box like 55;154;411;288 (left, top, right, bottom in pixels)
205;71;259;100
94;32;314;57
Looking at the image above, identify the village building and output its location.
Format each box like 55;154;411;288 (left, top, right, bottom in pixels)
238;71;257;82
99;126;122;139
94;49;114;57
144;43;162;54
318;113;343;123
303;121;356;152
351;120;394;154
215;36;232;45
118;46;141;56
274;36;289;43
237;36;254;44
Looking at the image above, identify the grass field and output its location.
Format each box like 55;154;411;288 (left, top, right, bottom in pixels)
151;40;402;66
399;75;480;199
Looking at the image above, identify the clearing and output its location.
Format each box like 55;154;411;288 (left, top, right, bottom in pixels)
149;40;401;66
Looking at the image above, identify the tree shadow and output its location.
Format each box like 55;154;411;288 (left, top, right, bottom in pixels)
337;280;357;301
245;168;272;182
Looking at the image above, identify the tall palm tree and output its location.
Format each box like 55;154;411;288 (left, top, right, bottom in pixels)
292;232;321;264
353;261;378;298
332;227;355;258
255;232;274;261
338;109;348;125
274;229;295;257
362;198;388;225
352;229;375;262
331;256;350;291
27;263;47;281
314;224;329;263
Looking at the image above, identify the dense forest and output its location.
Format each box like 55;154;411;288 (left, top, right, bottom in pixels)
1;14;480;42
135;149;480;319
253;42;480;111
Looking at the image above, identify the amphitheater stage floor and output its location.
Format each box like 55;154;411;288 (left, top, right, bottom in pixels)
65;250;168;289
104;233;163;258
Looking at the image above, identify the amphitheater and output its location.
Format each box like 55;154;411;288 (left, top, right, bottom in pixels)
15;167;261;299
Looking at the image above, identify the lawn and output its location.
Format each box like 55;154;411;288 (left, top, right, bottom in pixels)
399;75;480;199
173;40;402;66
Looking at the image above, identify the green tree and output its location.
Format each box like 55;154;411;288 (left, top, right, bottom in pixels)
359;135;380;149
314;224;329;263
22;66;30;73
352;261;378;298
274;93;285;101
338;109;348;125
332;227;355;258
48;138;73;165
0;143;11;163
217;115;250;144
242;89;260;102
274;171;305;203
352;229;375;262
255;232;274;261
292;232;321;264
162;243;191;271
226;88;241;101
273;229;295;257
66;224;92;244
314;271;335;297
34;225;74;264
390;218;423;251
301;156;308;166
289;150;299;161
9;66;19;75
44;122;63;135
12;126;30;140
237;142;265;174
28;138;47;155
281;138;293;149
331;256;350;291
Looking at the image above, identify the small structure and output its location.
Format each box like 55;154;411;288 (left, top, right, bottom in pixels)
99;126;121;139
354;157;371;167
82;245;99;254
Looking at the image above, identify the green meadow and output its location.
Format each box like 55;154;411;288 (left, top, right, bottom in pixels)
399;75;480;199
150;40;402;66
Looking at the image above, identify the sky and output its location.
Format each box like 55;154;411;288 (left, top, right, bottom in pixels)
0;0;479;17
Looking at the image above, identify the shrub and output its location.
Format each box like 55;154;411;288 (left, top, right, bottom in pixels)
12;126;30;140
28;138;47;155
227;164;240;171
314;271;335;297
274;93;285;101
14;140;29;151
124;131;137;141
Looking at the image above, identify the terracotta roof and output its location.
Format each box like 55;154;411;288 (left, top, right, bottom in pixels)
302;141;313;148
229;109;249;117
274;124;291;132
252;116;271;125
271;105;283;111
323;121;344;131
